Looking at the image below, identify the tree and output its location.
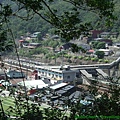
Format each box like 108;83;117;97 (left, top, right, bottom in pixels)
91;41;106;49
1;0;116;41
91;41;99;49
96;42;106;49
95;51;105;59
0;28;13;52
0;0;117;53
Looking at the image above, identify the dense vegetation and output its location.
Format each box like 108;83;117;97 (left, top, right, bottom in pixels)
3;0;120;40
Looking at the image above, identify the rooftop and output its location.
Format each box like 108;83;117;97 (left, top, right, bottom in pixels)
50;83;68;90
17;80;48;89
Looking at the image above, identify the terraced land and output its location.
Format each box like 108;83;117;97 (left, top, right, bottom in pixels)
0;96;17;116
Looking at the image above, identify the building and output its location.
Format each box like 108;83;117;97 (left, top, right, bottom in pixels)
78;43;91;50
0;69;5;80
27;43;42;49
98;49;114;56
50;83;68;91
19;40;29;48
30;32;41;38
36;65;76;83
114;42;120;47
94;38;113;46
61;43;72;50
90;30;103;38
7;70;25;79
17;80;48;90
100;32;119;38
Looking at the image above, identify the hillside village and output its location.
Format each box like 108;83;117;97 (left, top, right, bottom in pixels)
1;29;120;112
18;30;119;49
0;0;120;119
15;30;120;65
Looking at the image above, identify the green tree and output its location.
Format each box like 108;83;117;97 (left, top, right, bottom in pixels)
1;0;116;41
0;29;13;52
95;51;105;59
91;41;106;49
91;41;99;49
96;42;106;49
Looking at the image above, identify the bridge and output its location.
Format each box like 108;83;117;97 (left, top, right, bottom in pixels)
70;56;120;76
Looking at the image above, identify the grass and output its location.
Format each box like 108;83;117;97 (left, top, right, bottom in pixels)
0;96;17;116
0;95;48;117
1;97;15;110
0;96;69;118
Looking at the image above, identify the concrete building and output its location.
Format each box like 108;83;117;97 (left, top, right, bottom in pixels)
36;65;76;83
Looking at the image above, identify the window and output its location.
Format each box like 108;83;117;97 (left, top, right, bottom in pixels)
52;74;54;78
67;76;70;79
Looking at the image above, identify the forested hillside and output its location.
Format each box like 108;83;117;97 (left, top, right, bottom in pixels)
4;0;120;39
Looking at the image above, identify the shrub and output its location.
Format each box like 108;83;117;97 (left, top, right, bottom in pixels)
91;57;98;62
95;51;105;59
98;59;103;62
78;56;83;60
84;57;90;60
104;59;109;63
73;56;78;59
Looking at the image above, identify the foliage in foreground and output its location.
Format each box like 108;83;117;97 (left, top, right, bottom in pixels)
0;82;120;120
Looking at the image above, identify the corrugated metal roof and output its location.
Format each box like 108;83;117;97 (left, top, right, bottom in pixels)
50;83;67;90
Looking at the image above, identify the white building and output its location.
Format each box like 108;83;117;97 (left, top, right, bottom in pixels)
17;80;48;89
98;49;113;56
36;65;76;83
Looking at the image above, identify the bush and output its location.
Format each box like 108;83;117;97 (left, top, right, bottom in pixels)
64;54;70;58
98;59;103;62
91;57;98;62
73;56;78;59
104;59;109;63
84;57;91;60
78;56;83;60
95;51;105;59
